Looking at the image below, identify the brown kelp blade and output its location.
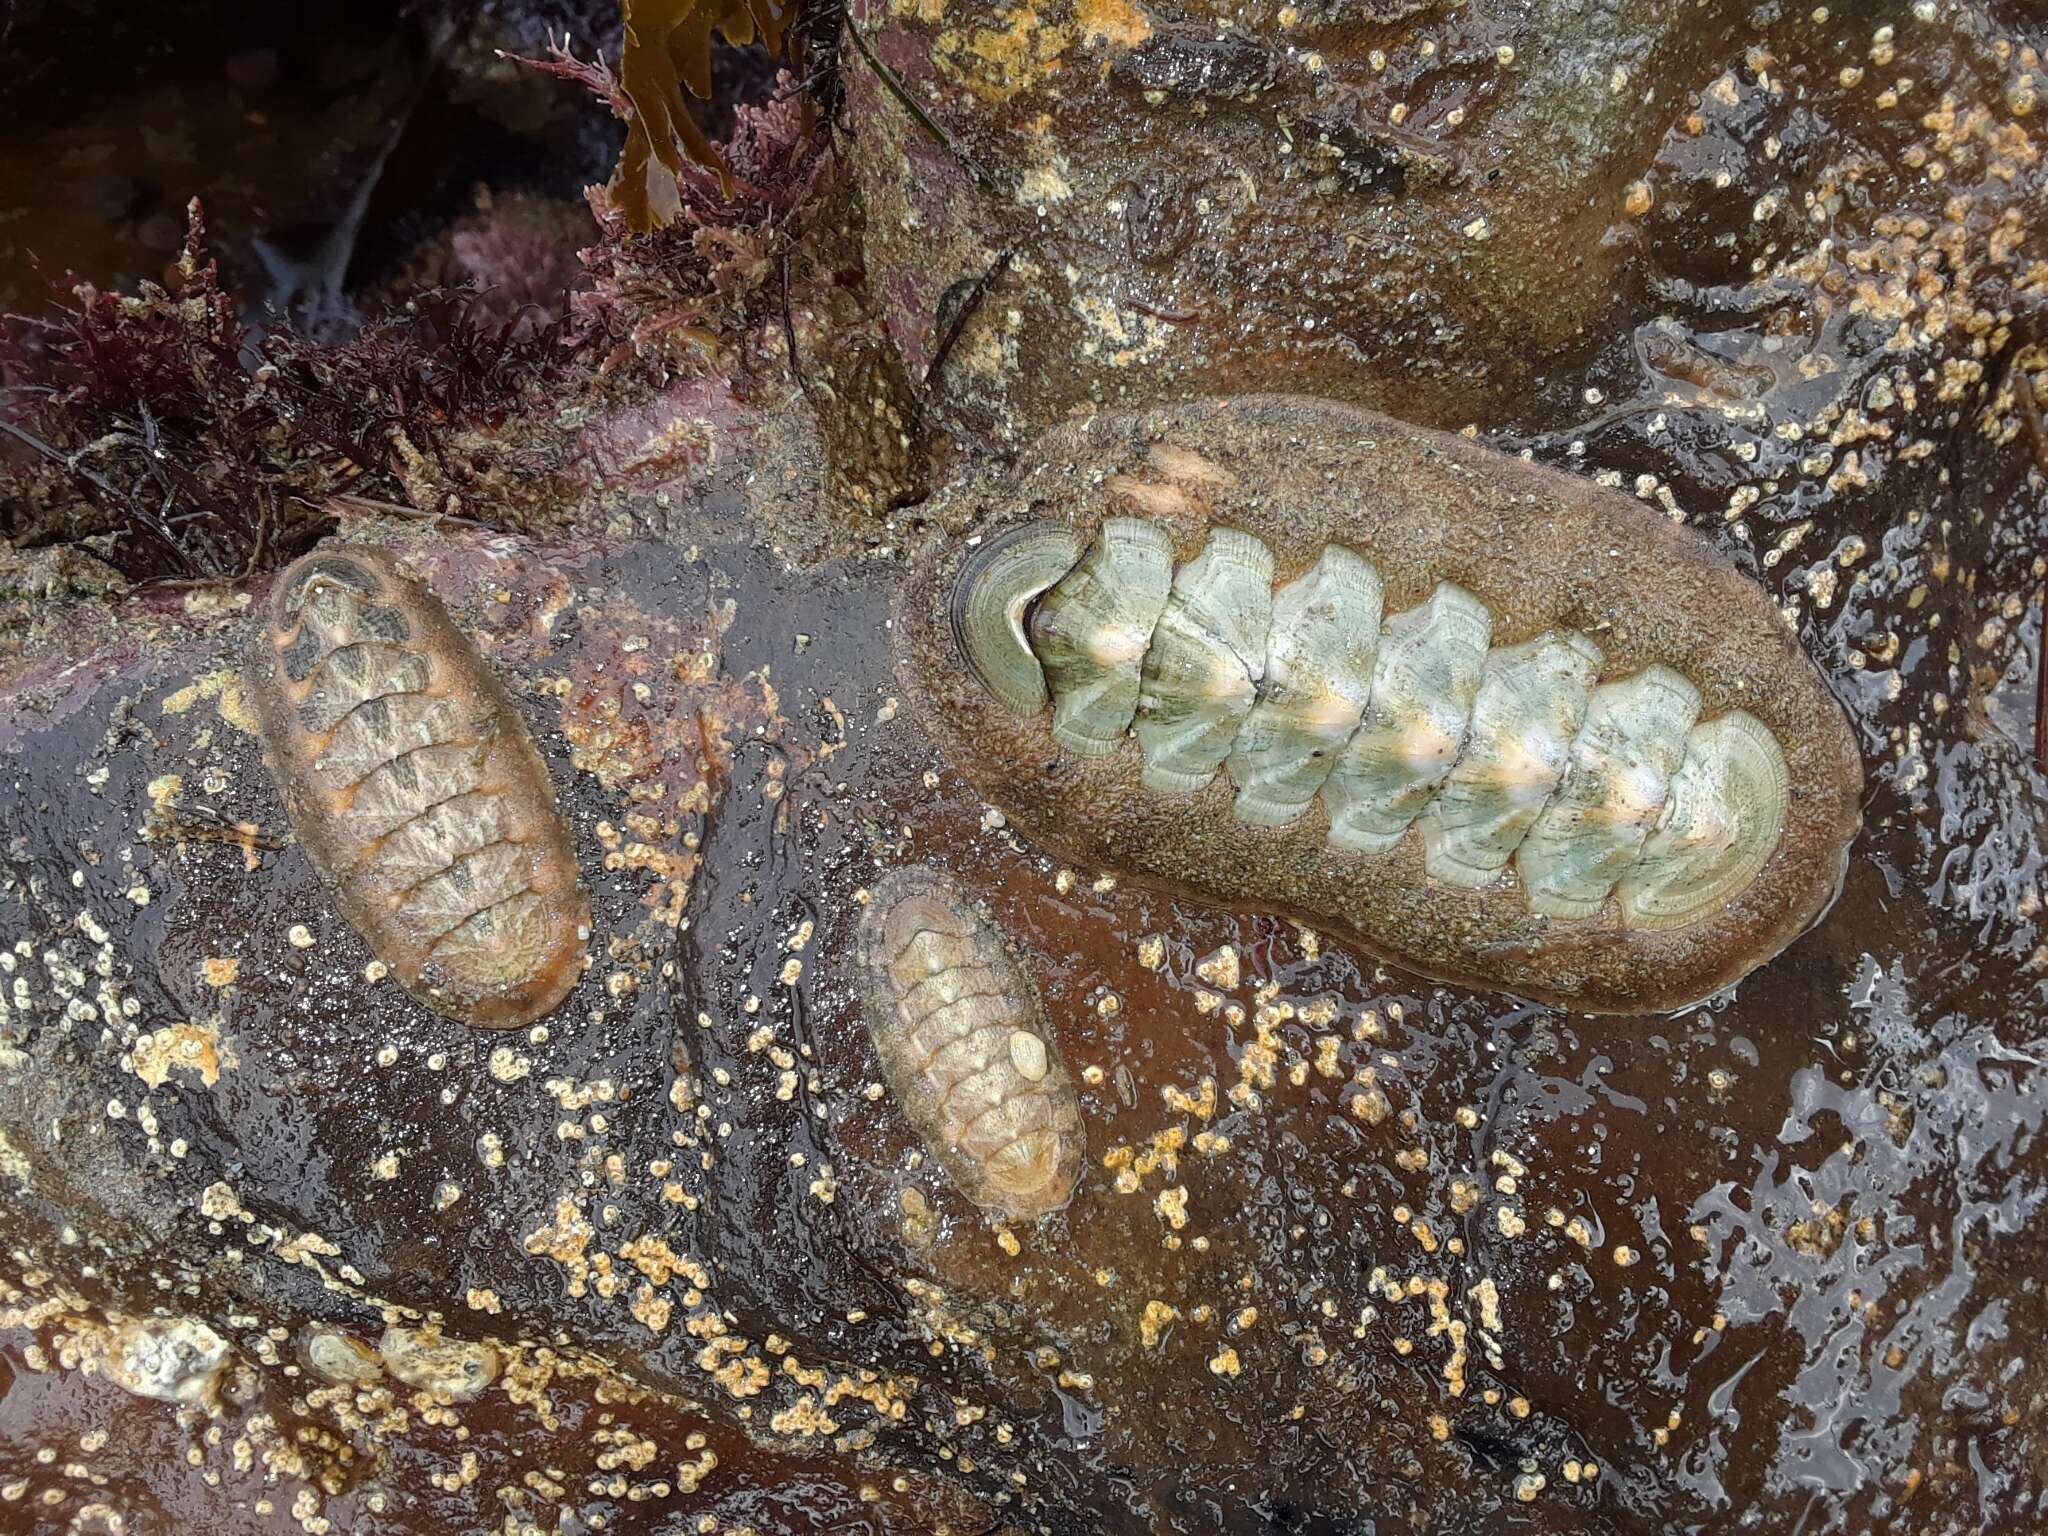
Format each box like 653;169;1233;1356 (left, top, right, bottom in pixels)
613;0;791;229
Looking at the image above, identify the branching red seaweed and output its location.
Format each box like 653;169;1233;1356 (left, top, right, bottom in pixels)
3;10;842;585
500;31;636;121
1;202;569;583
571;64;828;373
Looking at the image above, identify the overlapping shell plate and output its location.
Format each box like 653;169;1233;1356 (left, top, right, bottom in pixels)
246;546;591;1029
855;868;1086;1221
961;524;1778;930
903;396;1864;1015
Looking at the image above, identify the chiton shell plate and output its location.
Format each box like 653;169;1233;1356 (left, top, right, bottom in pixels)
246;546;590;1030
899;396;1862;1015
1028;516;1175;757
855;868;1086;1220
1227;545;1383;827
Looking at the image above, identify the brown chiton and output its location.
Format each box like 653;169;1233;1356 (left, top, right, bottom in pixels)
855;868;1086;1220
900;395;1863;1015
246;546;590;1029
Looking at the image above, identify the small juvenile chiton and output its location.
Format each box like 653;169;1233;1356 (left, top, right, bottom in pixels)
246;546;590;1029
855;868;1085;1220
901;396;1863;1014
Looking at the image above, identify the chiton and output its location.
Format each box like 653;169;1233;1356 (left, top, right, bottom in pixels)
246;546;590;1029
901;396;1863;1015
855;868;1086;1220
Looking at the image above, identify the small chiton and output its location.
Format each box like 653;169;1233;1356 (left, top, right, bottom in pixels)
246;546;590;1029
855;868;1086;1220
903;396;1863;1015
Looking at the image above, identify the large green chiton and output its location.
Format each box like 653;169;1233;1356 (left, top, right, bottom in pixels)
899;396;1863;1015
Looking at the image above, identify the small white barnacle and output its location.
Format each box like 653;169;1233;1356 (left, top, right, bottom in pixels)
1009;1030;1050;1081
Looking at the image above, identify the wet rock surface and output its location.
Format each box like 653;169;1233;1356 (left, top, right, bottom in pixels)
3;468;2045;1531
847;1;2044;457
2;0;2047;1533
